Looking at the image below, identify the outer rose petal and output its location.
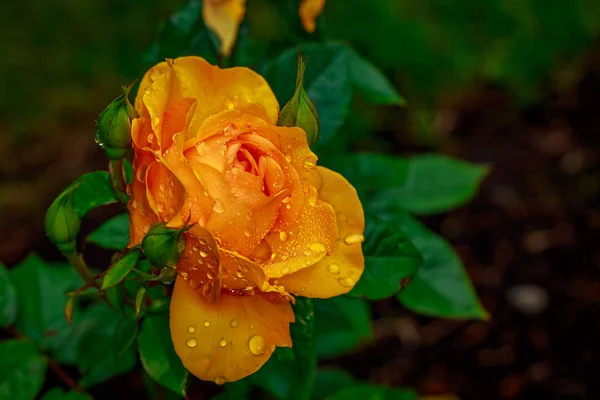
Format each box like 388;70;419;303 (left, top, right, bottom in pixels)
203;0;246;56
170;276;294;383
128;179;158;247
134;57;279;141
277;167;365;297
299;0;326;33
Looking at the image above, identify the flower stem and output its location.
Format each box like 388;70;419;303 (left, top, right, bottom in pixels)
64;251;95;286
109;158;128;204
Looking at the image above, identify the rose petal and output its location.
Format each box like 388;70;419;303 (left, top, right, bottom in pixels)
277;167;365;297
263;185;337;279
170;275;294;383
146;161;186;222
299;0;326;33
127;179;158;247
202;0;246;56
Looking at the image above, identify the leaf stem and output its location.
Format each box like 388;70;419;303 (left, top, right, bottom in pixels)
109;158;128;203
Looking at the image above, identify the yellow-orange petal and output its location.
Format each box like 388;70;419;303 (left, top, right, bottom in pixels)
263;185;337;279
135;58;278;146
127;179;158;247
299;0;326;33
277;167;365;297
170;276;294;383
146;161;186;222
203;0;246;56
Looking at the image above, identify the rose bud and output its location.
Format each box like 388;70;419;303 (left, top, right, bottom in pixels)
95;84;137;160
45;188;81;253
141;223;185;269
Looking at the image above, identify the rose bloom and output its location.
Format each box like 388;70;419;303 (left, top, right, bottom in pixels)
128;56;364;384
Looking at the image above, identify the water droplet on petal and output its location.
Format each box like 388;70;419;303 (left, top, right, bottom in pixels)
199;238;207;245
309;242;326;252
200;250;208;257
279;231;289;242
338;277;356;287
188;325;196;333
157;203;165;213
159;183;166;191
285;154;292;162
308;193;318;207
344;234;365;245
219;338;227;347
286;204;291;210
192;244;199;252
186;338;197;348
249;335;266;356
132;200;139;209
244;229;251;237
327;263;340;274
213;199;225;213
215;377;227;385
270;344;276;352
230;319;238;328
303;159;316;170
203;320;210;327
207;271;215;280
189;279;199;289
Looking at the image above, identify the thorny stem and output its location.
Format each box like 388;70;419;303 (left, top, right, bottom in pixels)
7;326;84;392
109;158;128;204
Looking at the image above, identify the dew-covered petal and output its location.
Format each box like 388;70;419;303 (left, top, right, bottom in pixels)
127;179;158;247
276;167;365;297
170;275;294;383
263;185;337;279
146;161;186;222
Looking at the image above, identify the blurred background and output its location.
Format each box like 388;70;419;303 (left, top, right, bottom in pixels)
2;0;600;399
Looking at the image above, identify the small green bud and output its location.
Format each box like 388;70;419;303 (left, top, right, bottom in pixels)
96;83;138;160
141;223;186;269
45;188;81;253
278;56;320;145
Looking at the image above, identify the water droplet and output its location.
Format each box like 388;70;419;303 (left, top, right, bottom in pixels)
308;193;318;207
270;344;276;352
230;319;238;328
285;154;292;162
248;335;266;356
169;206;176;214
309;242;326;252
327;263;340;274
219;338;227;347
270;253;277;260
188;325;196;333
200;250;208;257
199;238;207;245
282;196;291;203
159;183;166;191
215;377;226;385
203;320;210;327
303;159;316;170
279;231;289;242
157;203;165;213
213;199;225;213
286;204;291;210
338;277;355;287
244;229;251;237
189;279;199;289
132;200;139;209
186;338;197;348
344;234;364;245
207;271;215;280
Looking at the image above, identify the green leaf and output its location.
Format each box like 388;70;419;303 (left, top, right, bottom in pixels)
350;216;422;300
101;251;140;290
87;214;130;250
145;0;218;65
138;315;188;396
326;384;418;400
369;154;489;216
0;263;17;327
135;286;147;318
394;214;488;319
290;298;317;400
312;368;355;400
123;159;134;185
10;254;83;351
0;339;48;400
115;316;139;356
71;171;120;218
251;348;296;399
41;388;92;400
314;297;372;359
75;302;137;388
262;42;404;144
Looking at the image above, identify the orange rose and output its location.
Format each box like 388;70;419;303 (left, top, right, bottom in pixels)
128;56;364;383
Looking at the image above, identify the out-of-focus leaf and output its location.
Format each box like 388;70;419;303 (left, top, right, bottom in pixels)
312;368;355;400
41;388;92;400
369;154;489;215
350;216;422;300
76;303;137;388
251;348;296;399
326;384;418;400
0;339;47;400
145;0;218;66
71;172;120;218
87;214;130;250
0;263;17;327
115;316;139;356
138;315;188;396
9;254;83;351
314;297;372;359
262;42;404;144
123;159;134;185
101;251;140;290
135;286;147;318
290;298;317;400
393;214;489;319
